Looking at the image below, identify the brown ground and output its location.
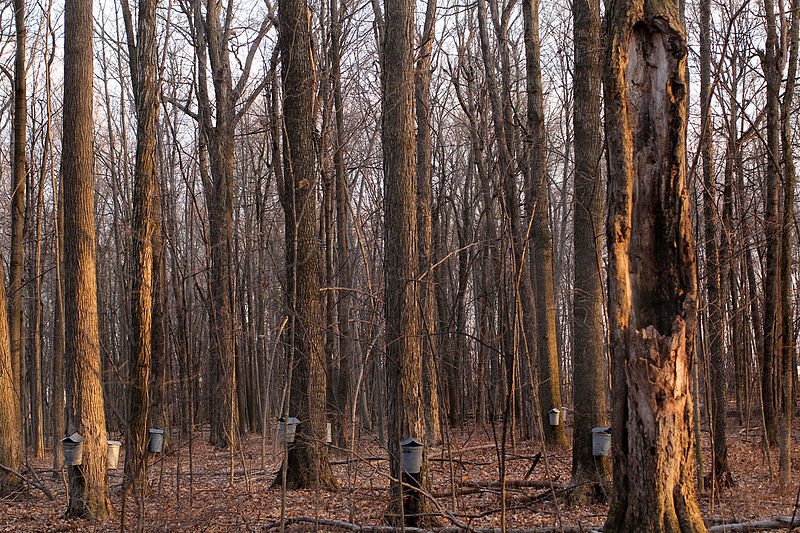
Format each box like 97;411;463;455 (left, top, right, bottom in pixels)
1;410;798;531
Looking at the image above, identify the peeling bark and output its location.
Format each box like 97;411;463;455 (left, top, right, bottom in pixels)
604;8;706;532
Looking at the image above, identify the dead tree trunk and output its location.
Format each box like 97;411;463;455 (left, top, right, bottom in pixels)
603;6;707;531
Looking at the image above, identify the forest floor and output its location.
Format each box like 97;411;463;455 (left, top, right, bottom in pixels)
1;409;799;532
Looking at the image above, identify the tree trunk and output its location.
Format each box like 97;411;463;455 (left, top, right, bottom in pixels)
9;0;27;426
522;0;569;449
276;0;337;489
699;0;729;484
382;0;431;520
778;0;798;488
0;263;21;494
121;0;159;496
62;0;114;517
761;0;782;447
415;0;442;447
330;0;353;447
52;163;65;477
603;8;706;531
569;0;609;502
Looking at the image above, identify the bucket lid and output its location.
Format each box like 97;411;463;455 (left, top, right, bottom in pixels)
592;426;611;434
549;408;560;414
61;432;84;443
277;417;301;425
400;437;424;448
107;440;122;446
149;428;165;434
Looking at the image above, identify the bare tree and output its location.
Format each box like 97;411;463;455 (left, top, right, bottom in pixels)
522;0;569;449
9;0;27;424
383;0;431;520
700;0;729;485
120;0;160;496
276;0;338;488
62;0;114;518
569;0;609;501
761;0;782;447
778;0;798;489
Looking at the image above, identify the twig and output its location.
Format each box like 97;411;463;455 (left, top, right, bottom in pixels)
0;462;55;500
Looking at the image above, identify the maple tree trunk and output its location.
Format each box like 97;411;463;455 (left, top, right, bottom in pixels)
9;0;26;425
569;0;609;501
603;7;706;531
700;0;729;484
121;0;159;496
62;0;114;517
761;0;781;448
778;0;798;489
523;0;569;449
0;259;21;494
416;0;442;446
52;179;65;476
382;0;431;519
331;0;353;447
277;0;337;489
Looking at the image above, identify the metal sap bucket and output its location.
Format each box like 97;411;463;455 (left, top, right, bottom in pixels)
549;408;561;426
400;438;424;474
107;440;122;469
278;417;300;443
592;427;611;456
148;429;165;453
62;433;84;466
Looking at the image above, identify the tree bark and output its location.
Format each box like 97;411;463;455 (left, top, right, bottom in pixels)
0;262;21;494
603;7;706;531
523;0;569;449
699;0;729;484
121;0;159;496
761;0;782;447
383;0;431;520
277;0;337;489
778;0;798;488
570;0;609;502
330;0;353;447
9;0;27;425
62;0;114;517
415;0;442;446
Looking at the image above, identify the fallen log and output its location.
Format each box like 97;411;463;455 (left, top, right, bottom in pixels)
706;516;797;532
460;479;567;490
260;516;602;532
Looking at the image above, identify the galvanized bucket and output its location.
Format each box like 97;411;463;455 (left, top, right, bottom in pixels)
278;417;300;443
148;429;165;453
400;438;424;474
592;427;611;456
62;433;84;466
107;440;122;469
